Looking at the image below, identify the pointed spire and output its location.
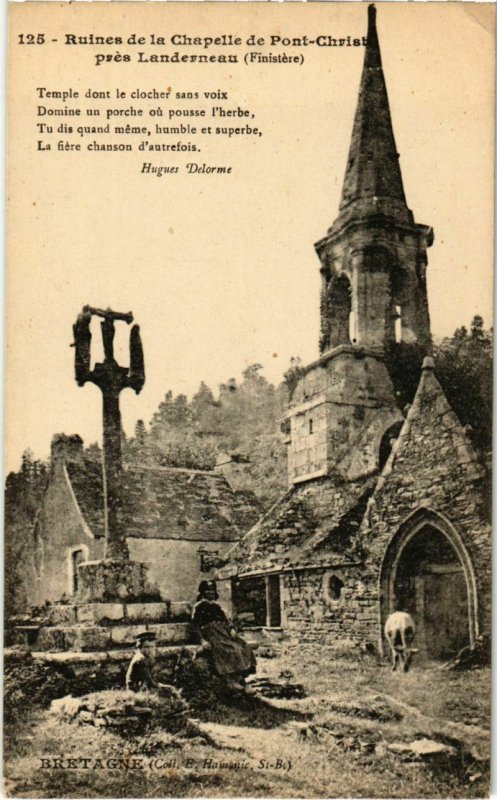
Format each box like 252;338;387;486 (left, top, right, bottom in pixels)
339;5;407;215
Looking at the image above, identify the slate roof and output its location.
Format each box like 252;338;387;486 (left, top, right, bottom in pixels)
219;474;376;577
65;458;261;542
220;358;490;579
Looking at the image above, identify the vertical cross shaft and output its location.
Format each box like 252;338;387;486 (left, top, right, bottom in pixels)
101;386;128;560
73;306;145;562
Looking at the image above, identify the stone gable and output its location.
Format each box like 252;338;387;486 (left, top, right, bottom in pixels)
361;359;491;642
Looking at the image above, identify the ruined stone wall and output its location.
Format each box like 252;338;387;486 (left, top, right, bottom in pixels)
129;538;237;603
316;223;431;354
34;463;103;606
251;367;491;655
285;352;402;484
360;366;492;643
280;566;377;650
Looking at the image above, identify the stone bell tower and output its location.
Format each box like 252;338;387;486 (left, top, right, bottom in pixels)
284;4;433;486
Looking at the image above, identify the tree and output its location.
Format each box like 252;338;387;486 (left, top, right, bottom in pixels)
434;317;492;454
5;451;48;616
386;317;492;455
283;356;305;398
134;419;146;445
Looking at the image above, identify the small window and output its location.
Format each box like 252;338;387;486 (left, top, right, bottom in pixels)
267;575;281;628
71;549;85;594
309;418;313;434
378;421;403;470
394;305;402;343
349;309;357;344
328;575;344;600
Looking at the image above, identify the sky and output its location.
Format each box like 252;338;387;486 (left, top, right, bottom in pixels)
6;2;495;474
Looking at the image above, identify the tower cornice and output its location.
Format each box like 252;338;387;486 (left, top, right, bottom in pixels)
315;216;434;260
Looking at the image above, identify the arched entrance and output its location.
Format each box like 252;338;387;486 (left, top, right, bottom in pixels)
328;274;353;348
380;510;477;660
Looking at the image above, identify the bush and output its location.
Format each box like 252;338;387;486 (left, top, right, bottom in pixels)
173;651;227;712
4;649;70;723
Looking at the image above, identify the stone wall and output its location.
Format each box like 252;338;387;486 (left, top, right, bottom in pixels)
359;362;492;646
33;461;103;606
315;224;432;355
281;566;376;649
129;537;237;603
281;364;492;653
227;362;491;659
284;349;402;484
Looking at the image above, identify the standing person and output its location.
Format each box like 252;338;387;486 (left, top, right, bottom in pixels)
126;631;159;691
192;580;256;692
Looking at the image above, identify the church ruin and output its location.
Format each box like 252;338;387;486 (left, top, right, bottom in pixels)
219;5;492;660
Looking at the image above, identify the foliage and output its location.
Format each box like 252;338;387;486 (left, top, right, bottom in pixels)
283;356;306;398
121;319;494;506
385;342;425;411
385;317;492;454
173;651;228;713
4;649;70;723
4;451;49;616
434;317;492;453
125;362;290;507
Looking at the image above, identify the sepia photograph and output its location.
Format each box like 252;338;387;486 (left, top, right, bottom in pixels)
4;2;494;797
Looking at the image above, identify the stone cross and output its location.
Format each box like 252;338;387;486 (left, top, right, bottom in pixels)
72;305;145;561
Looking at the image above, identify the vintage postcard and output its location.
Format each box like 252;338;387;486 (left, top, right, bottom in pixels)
4;2;494;798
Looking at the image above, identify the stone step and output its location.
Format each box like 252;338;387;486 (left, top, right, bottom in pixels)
27;643;201;666
46;600;192;626
17;622;192;653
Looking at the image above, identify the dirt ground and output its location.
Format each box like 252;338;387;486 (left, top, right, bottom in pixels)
4;650;491;799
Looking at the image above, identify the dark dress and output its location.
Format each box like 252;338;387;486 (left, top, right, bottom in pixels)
192;599;256;678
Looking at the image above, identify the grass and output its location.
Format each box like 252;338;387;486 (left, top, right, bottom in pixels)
3;651;490;799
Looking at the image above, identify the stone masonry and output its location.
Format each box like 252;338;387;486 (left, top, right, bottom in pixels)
220;5;491;661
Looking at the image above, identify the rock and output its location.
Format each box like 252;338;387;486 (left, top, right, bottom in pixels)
387;739;457;761
247;678;305;699
173;735;207;746
51;687;189;735
50;695;83;719
387;742;413;754
286;721;313;736
409;739;457;758
258;646;276;658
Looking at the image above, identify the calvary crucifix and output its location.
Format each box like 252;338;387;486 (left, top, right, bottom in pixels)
72;305;145;561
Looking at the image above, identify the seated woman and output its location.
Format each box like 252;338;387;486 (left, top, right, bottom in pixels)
192;580;256;692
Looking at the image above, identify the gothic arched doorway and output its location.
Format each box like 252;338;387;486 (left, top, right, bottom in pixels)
380;511;477;660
